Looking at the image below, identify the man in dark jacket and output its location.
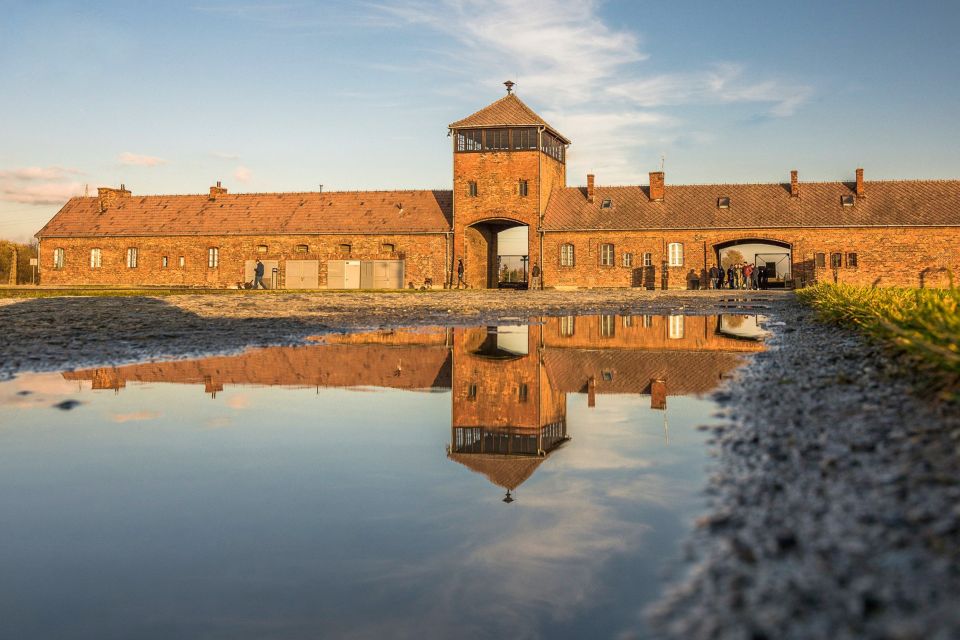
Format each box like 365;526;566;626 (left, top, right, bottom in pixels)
709;265;719;289
456;258;466;289
254;259;266;289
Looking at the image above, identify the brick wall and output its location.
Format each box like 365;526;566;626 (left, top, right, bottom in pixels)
39;233;449;288
541;315;764;352
542;227;960;289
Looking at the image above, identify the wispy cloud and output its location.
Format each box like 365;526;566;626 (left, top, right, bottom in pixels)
118;152;166;167
378;0;812;182
0;166;86;205
234;165;252;182
0;166;82;181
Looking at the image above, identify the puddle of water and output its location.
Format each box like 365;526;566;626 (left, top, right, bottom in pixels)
0;314;766;639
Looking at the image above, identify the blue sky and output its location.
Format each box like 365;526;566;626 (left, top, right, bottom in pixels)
1;0;959;241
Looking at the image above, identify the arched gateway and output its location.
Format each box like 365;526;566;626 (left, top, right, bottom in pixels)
449;82;569;288
714;238;793;287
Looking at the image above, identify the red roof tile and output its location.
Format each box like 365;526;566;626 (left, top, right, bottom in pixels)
544;180;960;230
448;93;569;143
37;189;452;238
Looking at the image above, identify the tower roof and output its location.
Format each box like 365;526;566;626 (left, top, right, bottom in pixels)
449;93;570;144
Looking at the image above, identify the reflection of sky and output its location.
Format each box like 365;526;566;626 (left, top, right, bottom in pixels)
0;373;712;639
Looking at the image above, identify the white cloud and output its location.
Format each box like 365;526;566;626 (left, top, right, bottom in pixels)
379;0;812;182
0;179;86;205
118;152;166;167
0;166;82;181
234;165;252;183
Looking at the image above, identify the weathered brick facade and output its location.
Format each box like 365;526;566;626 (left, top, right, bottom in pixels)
36;87;960;289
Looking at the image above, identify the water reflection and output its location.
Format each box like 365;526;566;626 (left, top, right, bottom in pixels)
59;315;763;501
0;314;767;640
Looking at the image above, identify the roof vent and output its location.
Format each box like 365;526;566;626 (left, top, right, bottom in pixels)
841;194;855;207
601;199;612;209
718;197;730;209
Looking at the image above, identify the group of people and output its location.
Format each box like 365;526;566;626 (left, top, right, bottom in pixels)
709;262;771;290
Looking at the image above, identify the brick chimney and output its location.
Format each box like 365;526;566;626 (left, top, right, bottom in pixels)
855;168;865;198
98;184;131;211
650;378;667;411
790;170;800;198
649;171;664;202
587;173;595;203
209;181;228;201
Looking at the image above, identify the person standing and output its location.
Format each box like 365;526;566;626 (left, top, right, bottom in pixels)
253;259;266;289
709;264;719;290
727;264;735;289
456;258;466;289
717;264;725;289
749;263;758;290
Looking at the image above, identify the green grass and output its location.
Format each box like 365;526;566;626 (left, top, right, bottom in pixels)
797;282;960;400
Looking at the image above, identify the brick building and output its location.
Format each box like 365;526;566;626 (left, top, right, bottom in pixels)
37;84;960;289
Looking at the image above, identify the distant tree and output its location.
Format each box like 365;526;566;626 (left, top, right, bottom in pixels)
721;249;745;270
0;239;38;285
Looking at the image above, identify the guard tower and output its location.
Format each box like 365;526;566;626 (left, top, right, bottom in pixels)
449;82;570;289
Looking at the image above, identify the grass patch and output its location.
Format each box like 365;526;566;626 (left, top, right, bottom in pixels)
797;283;960;401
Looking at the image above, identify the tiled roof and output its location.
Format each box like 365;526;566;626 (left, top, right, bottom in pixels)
448;93;570;143
544;180;960;230
543;349;745;396
447;453;546;491
37;189;453;238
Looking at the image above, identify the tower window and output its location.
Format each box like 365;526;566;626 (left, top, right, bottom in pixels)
519;180;528;197
468;181;478;197
511;128;538;150
484;128;510;150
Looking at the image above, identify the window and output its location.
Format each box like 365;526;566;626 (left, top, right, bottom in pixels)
53;248;65;269
601;370;614;382
830;252;843;268
560;315;575;336
622;315;633;328
815;252;826;268
518;383;528;403
669;315;685;339
518;179;529;197
601;199;612;209
511;127;538;150
381;243;395;253
90;248;102;269
541;130;565;163
642;315;653;328
668;243;684;267
600;243;614;266
178;256;185;268
257;245;268;254
718;197;730;209
468;181;478;197
456;129;483;152
841;195;855;207
643;252;653;267
622;252;633;267
339;243;352;255
467;383;477;401
161;256;169;269
600;314;616;337
560;243;575;267
847;253;858;268
484;128;509;150
207;247;219;268
126;247;138;268
295;244;309;253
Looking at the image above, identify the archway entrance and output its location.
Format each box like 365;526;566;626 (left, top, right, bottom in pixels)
463;220;529;289
714;239;792;288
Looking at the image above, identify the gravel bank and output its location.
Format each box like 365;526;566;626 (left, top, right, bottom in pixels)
0;289;781;380
649;297;960;639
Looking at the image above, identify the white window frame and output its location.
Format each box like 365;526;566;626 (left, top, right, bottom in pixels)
600;243;614;267
207;247;219;268
560;243;575;267
126;247;138;268
90;248;102;269
161;256;169;269
53;248;65;269
622;252;633;267
668;243;684;267
178;256;185;268
643;252;653;267
600;314;616;337
560;315;575;336
669;315;685;339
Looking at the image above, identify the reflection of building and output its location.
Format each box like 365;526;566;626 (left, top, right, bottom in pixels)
63;315;763;499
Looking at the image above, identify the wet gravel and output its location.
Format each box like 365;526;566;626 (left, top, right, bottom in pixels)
649;297;960;640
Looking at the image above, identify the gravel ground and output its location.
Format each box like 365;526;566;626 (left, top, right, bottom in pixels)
0;289;779;380
649;296;960;640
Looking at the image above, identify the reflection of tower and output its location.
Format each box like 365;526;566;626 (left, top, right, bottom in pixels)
447;323;569;501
